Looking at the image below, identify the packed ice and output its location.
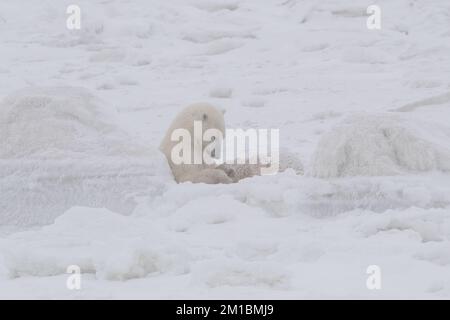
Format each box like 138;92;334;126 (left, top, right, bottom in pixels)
0;0;450;299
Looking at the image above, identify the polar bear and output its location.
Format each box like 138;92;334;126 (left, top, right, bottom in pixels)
160;103;232;184
160;103;304;184
217;148;304;183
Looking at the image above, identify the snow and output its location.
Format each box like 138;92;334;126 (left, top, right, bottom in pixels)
1;0;450;299
311;113;450;178
0;87;171;227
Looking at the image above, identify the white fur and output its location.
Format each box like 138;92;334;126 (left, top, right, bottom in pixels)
160;103;231;184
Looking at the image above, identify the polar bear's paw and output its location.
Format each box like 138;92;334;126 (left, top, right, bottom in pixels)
178;168;233;184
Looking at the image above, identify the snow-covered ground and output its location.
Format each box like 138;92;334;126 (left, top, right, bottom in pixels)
1;0;450;299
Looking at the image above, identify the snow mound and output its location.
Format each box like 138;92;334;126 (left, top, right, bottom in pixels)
311;113;450;178
0;207;188;280
209;87;232;99
0;87;171;227
1;87;122;158
356;207;450;243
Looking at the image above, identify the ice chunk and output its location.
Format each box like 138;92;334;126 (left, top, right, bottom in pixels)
0;207;187;280
311;113;450;178
0;87;171;227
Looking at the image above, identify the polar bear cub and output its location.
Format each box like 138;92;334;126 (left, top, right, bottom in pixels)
160;103;232;184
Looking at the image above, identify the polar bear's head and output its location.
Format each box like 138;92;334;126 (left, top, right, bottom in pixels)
185;102;225;162
161;102;226;166
184;102;225;135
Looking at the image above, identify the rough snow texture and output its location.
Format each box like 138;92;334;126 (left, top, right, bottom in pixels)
311;113;450;178
1;0;450;299
0;87;171;226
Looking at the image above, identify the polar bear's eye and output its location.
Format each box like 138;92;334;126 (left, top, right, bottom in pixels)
202;114;208;121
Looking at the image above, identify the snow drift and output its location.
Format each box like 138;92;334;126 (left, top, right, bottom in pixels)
311;113;450;178
0;207;188;280
0;87;171;227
